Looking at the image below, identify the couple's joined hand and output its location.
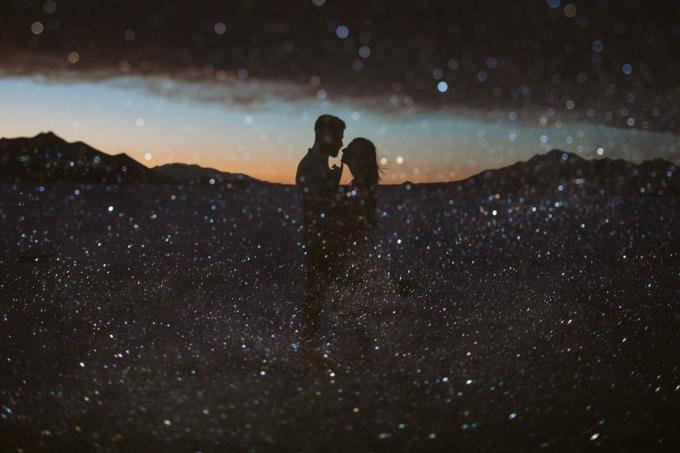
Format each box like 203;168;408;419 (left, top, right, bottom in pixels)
330;162;343;182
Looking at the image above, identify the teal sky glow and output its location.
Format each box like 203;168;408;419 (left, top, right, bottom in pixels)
1;76;678;183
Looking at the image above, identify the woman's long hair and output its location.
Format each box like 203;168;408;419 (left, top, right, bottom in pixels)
346;138;381;189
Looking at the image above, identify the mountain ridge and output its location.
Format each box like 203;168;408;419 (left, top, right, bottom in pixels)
0;132;262;186
1;132;678;195
412;149;678;197
153;162;258;187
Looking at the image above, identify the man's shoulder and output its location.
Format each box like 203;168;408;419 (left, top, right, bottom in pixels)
299;149;324;164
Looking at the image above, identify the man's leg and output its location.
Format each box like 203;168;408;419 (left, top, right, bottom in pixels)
300;250;325;345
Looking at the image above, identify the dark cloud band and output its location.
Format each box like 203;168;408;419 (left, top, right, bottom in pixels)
1;0;679;132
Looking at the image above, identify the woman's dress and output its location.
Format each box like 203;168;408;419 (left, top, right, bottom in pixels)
335;181;377;283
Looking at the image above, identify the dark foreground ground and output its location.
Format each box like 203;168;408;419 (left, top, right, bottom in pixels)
1;182;679;452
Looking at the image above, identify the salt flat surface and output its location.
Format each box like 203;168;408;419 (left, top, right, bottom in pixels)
1;183;679;452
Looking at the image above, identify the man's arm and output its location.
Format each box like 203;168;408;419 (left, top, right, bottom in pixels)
298;158;340;199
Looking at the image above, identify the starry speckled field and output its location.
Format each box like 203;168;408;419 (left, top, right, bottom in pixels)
1;182;679;452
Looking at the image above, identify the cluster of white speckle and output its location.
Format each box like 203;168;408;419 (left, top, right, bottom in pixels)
0;179;678;450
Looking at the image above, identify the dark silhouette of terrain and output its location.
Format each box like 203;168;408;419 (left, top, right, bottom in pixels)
1;133;678;196
0;132;167;184
422;149;678;197
0;132;262;186
154;163;258;188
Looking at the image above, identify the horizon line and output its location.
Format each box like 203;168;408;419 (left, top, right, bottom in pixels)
2;130;678;186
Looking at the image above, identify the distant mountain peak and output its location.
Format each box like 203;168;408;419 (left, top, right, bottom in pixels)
153;162;261;185
0;132;167;184
453;148;679;197
0;132;266;186
532;149;583;163
34;131;64;141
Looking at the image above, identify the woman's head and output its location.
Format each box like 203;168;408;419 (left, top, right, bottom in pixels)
341;138;381;187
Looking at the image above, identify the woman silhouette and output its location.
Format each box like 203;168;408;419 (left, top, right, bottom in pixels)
336;137;381;281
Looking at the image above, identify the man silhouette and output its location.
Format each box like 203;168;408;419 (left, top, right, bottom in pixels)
295;114;345;350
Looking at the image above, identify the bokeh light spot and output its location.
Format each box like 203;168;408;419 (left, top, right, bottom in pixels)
43;1;57;14
564;4;577;17
31;22;44;35
67;51;80;64
336;25;349;39
214;22;226;35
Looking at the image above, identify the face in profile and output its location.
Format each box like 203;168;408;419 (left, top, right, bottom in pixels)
321;130;344;157
340;144;355;170
340;140;365;171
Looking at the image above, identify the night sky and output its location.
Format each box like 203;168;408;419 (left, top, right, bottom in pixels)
1;0;679;183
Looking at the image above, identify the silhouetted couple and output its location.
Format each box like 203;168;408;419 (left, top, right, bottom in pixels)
295;114;380;353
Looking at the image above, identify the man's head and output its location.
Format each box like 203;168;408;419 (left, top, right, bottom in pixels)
314;114;345;158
